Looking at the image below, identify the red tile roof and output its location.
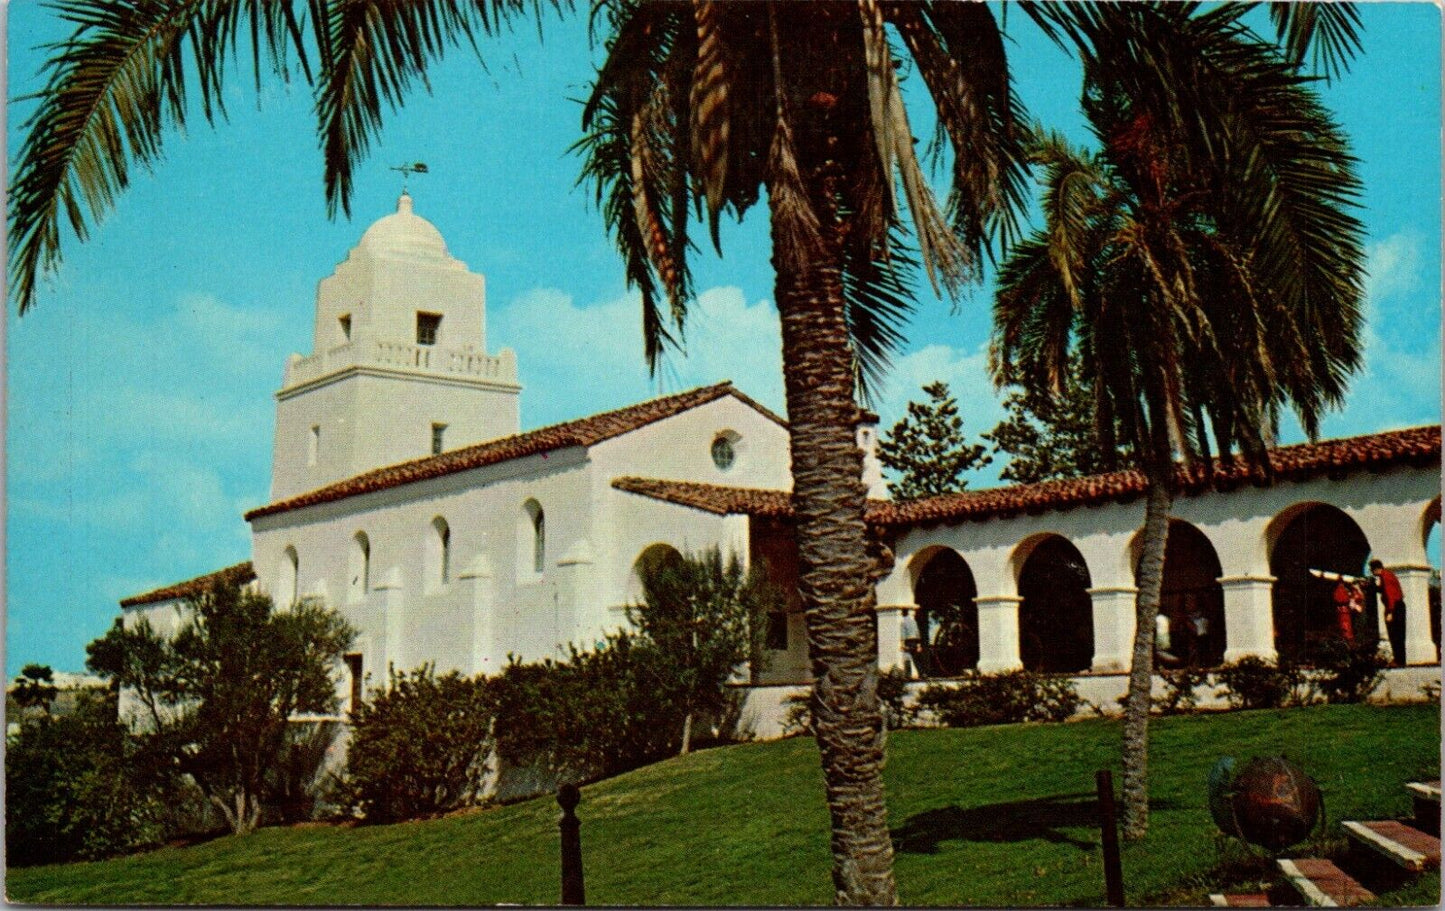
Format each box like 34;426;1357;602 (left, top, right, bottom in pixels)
611;477;796;518
614;425;1441;528
245;382;784;521
120;561;256;608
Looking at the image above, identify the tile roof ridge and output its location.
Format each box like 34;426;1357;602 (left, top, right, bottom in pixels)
244;381;749;521
120;561;256;607
615;425;1440;528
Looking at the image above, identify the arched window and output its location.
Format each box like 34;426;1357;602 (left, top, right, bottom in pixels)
350;532;371;601
428;517;451;588
521;500;545;577
279;546;299;606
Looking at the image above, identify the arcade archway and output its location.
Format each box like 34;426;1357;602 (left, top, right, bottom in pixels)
911;549;979;677
1142;521;1226;667
1426;498;1440;656
1268;504;1372;663
1018;536;1093;673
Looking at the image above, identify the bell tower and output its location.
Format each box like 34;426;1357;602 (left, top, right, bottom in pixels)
270;193;521;500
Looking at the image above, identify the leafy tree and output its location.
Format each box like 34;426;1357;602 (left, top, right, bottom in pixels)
12;663;60;715
984;361;1116;484
86;583;355;835
85;616;182;731
877;382;990;500
8;0;1362;899
5;686;171;866
629;548;774;754
993;6;1364;839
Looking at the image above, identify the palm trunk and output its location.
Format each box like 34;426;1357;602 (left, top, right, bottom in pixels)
770;171;897;906
1120;473;1173;840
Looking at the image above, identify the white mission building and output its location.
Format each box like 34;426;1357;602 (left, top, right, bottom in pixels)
121;194;1443;726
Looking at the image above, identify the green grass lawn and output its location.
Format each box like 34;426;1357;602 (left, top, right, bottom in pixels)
8;703;1440;906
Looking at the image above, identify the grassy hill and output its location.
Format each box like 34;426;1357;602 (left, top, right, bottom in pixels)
8;703;1439;906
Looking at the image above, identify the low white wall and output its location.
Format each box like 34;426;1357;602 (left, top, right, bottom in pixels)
736;666;1442;741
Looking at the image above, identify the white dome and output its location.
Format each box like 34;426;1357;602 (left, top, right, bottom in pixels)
357;193;449;260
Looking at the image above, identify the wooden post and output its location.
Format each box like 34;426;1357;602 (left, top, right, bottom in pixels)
1096;769;1125;907
557;783;585;906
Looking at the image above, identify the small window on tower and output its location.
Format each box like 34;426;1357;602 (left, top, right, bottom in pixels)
416;312;442;346
308;425;320;466
431;423;447;455
339;314;352;341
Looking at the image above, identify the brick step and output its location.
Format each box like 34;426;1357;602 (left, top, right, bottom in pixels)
1406;781;1441;836
1276;858;1376;907
1342;819;1441;872
1209;892;1270;907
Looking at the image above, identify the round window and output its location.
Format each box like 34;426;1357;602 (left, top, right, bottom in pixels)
711;435;736;471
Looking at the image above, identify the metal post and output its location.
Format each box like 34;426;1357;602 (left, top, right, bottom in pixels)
1096;769;1125;907
557;783;585;906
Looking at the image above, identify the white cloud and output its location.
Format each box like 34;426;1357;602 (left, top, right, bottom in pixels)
8;295;279;485
493;285;784;427
1363;231;1424;304
1292;229;1440;439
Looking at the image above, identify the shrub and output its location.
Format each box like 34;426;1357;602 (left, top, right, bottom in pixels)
490;633;686;783
916;670;1080;728
1153;667;1212;715
1216;657;1308;710
781;690;813;737
877;667;917;729
1306;639;1386;704
343;667;494;823
267;720;345;825
5;688;173;866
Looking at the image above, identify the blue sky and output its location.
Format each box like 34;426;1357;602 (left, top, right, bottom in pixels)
5;2;1441;676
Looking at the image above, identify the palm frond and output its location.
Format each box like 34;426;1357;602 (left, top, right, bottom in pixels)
7;0;304;314
907;1;1031;253
314;0;556;218
858;0;971;297
575;86;678;372
840;222;918;406
576;5;701;374
761;2;820;277
689;0;730;247
1267;1;1362;81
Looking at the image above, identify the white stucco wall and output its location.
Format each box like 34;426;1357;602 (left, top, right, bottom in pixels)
251;395;795;691
272;368;521;501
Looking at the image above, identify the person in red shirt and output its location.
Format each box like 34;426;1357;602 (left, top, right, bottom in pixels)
1370;559;1406;665
1332;580;1363;643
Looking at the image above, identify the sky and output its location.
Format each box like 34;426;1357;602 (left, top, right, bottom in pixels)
4;2;1441;677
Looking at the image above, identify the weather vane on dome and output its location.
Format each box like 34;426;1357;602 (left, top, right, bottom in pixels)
390;161;429;192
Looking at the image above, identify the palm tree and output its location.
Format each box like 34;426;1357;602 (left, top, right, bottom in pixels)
574;4;1034;900
9;1;1031;902
993;4;1365;839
